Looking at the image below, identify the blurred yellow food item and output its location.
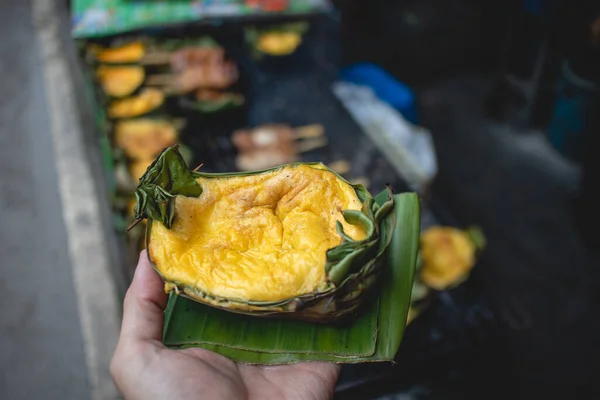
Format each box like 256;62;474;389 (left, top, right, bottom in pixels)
257;32;302;56
115;119;177;161
129;160;153;184
95;41;145;64
149;164;366;302
108;89;164;118
97;66;144;97
420;226;476;290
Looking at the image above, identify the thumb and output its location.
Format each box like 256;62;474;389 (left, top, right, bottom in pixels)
119;250;167;343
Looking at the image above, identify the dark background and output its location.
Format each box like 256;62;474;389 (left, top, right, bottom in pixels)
332;0;600;398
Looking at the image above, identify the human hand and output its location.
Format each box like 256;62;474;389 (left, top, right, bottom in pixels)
110;251;340;400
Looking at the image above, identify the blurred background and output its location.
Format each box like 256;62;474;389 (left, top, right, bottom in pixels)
1;0;599;398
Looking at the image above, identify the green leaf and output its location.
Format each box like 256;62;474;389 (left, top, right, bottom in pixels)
467;225;486;250
376;193;420;358
162;193;420;364
133;146;202;228
324;187;391;286
184;94;245;114
164;293;378;357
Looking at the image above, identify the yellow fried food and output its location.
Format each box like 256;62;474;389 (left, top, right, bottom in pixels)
97;66;145;97
420;227;476;290
149;164;366;302
115;119;177;161
108;89;164;118
257;32;302;55
95;41;145;64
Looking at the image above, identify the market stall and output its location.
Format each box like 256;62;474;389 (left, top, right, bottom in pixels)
71;1;501;397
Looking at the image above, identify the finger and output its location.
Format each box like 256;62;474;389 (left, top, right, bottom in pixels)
290;362;341;387
240;361;341;400
119;250;167;343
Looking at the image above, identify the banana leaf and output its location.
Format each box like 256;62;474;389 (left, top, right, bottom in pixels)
162;192;420;364
179;93;245;114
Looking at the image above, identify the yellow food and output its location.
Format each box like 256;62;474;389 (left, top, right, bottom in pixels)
257;32;302;55
115;119;177;161
108;89;164;118
129;160;152;183
95;41;145;63
97;66;145;97
420;227;476;290
149;164;366;302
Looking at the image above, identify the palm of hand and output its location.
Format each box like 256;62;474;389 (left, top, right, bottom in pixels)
111;252;339;400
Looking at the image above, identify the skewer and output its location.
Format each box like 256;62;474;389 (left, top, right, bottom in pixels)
297;137;328;153
141;82;179;97
234;135;327;172
145;74;177;86
126;218;143;232
145;63;239;94
292;124;325;140
139;51;173;65
193;163;204;172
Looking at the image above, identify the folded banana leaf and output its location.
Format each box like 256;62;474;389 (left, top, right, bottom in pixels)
162;192;420;364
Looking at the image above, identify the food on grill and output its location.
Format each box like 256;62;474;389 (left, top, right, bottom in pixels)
257;32;302;55
108;88;164;119
96;65;145;97
114;119;178;161
232;124;327;171
232;124;324;152
146;45;238;93
171;62;238;92
232;124;295;152
169;46;226;72
94;41;145;64
129;160;152;184
235;147;297;171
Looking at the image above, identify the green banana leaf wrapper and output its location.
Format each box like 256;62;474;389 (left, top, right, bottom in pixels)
133;146;420;363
